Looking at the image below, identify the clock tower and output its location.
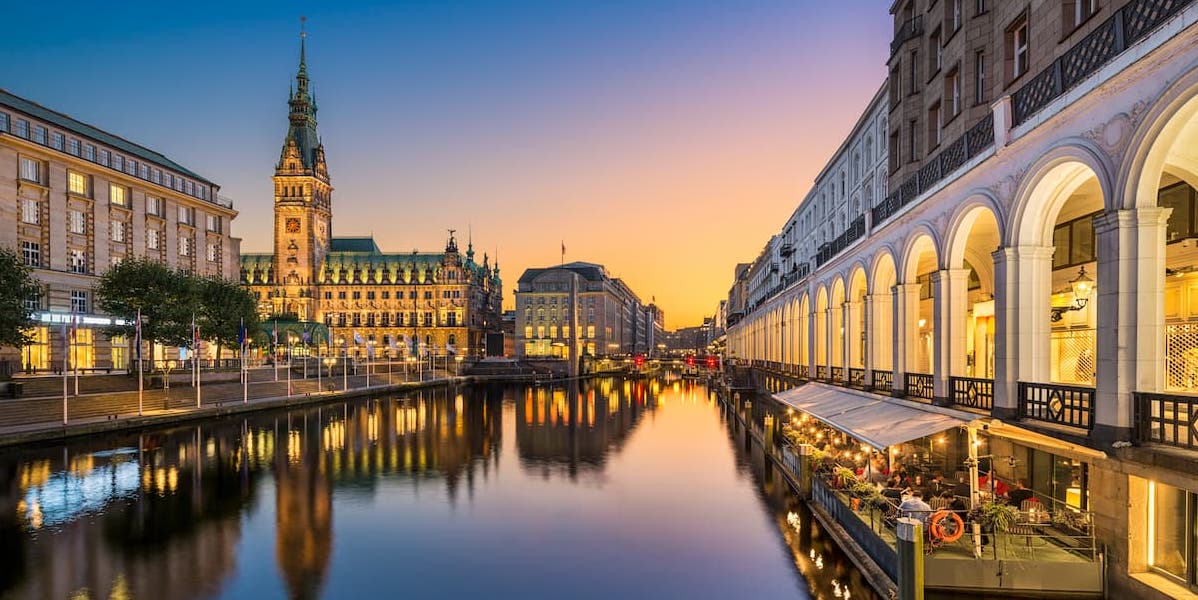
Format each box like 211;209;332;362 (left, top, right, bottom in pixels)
272;31;331;321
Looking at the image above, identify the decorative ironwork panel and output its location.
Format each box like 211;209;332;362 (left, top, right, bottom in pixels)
816;365;828;380
904;372;934;400
890;16;923;55
873;370;893;393
1136;391;1198;450
1018;381;1095;430
950;376;994;411
798;364;810;379
1123;0;1188;44
1060;18;1120;90
1012;67;1059;125
917;158;942;191
940;136;967;174
848;367;866;388
831;366;844;383
966;116;994;155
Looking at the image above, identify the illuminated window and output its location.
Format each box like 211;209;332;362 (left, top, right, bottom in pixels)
1148;481;1193;584
109;184;127;207
68;171;90;196
69;250;87;274
207;241;220;262
111;220;125;243
179;236;192;257
146;229;160;250
146;196;162;216
70;290;88;313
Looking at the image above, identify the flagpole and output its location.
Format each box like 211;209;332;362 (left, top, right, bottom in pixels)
242;331;248;405
342;338;348;391
273;323;279;382
137;309;143;416
316;333;322;392
61;323;68;425
287;337;292;397
72;312;78;397
365;342;371;389
193;314;200;409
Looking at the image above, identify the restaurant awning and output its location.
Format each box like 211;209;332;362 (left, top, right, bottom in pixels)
772;383;977;449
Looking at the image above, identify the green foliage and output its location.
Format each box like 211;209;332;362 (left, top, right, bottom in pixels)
973;500;1020;533
0;248;41;348
94;259;258;352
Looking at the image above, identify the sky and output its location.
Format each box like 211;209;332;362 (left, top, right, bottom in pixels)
2;1;891;328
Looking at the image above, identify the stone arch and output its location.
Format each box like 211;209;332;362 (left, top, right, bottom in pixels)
830;276;846;369
798;292;811;367
899;227;941;284
1121;65;1198;210
848;263;869;369
944;191;1006;270
870;247;899;295
1009;141;1114;247
815;285;829;367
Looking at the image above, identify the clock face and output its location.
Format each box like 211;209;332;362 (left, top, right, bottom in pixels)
285;218;301;233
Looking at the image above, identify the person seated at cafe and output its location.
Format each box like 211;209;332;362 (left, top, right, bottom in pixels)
978;472;1009;498
881;476;905;501
1007;479;1035;507
941;490;968;516
929;471;947;495
898;490;933;523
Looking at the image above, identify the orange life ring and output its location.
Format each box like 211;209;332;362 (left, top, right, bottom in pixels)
929;510;965;543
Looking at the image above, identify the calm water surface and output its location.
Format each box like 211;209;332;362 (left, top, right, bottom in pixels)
0;378;877;599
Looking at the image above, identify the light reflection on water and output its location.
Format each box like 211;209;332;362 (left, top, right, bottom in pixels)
0;377;876;600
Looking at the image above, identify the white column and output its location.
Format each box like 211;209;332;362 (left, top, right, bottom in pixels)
992;245;1054;419
861;297;873;377
893;283;920;394
932;269;969;405
840;301;852;371
807;309;817;377
872;291;893;372
824;307;834;376
1093;207;1170;442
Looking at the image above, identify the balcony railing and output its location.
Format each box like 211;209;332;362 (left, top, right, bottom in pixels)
873;116;994;226
951;376;994;411
831;366;844;382
815;215;867;267
873;370;893;393
816;365;828;381
890;16;923;56
848;367;866;389
1012;0;1194;125
1136;391;1198;450
905;372;934;401
798;364;810;379
1018;381;1095;430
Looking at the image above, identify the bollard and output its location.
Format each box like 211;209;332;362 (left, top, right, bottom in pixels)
896;517;925;600
796;443;813;499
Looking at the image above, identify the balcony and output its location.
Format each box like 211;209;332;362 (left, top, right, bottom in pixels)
890;16;923;56
779;242;794;256
1018;381;1095;431
1136;391;1198;450
951;376;994;412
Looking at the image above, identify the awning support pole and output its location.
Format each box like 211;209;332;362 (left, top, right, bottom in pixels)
967;426;980;509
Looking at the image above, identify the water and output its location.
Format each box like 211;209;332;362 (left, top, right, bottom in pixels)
0;377;877;600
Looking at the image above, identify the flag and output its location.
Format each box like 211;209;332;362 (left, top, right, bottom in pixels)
237;318;247;349
353;330;364;345
446;343;456;356
272;322;279;346
192;316;200;349
388;336;399;352
366;343;375;359
301;330;311;345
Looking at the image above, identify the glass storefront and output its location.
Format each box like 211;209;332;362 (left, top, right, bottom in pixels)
110;335;128;371
21;326;49;371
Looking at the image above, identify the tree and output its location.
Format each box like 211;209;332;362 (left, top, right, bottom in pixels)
0;248;41;349
93;258;194;348
197;276;259;360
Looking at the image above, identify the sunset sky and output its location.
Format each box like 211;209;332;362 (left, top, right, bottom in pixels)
2;1;891;328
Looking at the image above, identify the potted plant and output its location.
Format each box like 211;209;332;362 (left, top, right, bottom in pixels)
973;500;1019;532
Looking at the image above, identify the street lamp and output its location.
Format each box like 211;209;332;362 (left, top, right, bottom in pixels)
1051;266;1095;322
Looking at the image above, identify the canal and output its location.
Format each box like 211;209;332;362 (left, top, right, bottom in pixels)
0;377;877;600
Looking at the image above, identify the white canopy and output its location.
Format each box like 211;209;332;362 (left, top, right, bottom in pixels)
772;383;975;449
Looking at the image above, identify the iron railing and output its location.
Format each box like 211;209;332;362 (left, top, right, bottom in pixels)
951;376;994;411
873;370;893;393
815;215;867;267
798;364;810;379
831;366;844;382
848;367;866;389
1135;391;1198;450
1018;381;1095;430
1012;0;1194;125
816;365;828;380
890;15;923;56
905;372;934;401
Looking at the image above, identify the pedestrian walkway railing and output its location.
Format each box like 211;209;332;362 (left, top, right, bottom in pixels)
831;366;844;383
1018;381;1095;431
848;368;866;389
1135;391;1198;450
873;370;893;393
950;376;993;412
904;372;934;401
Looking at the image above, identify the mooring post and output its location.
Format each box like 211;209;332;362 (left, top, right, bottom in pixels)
896;517;925;600
797;443;813;499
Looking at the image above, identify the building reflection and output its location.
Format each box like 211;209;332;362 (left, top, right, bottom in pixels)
515;378;657;479
0;384;507;600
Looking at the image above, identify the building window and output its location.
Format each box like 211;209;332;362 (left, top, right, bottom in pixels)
946;0;962;32
178;206;195;226
68;210;86;235
113;155;123;171
889;64;902;104
908;50;918;95
1052;212;1099;269
1007;14;1030;81
324;291;332;300
0;113;7;132
976;0;987;14
109;184;127;207
423;312;433;327
1064;0;1099;32
945;65;961;117
13;119;28;138
447;312;457;326
1148;481;1196;586
20;198;39;225
69;249;87;274
352;313;362;327
99;150;110;166
70;290;88;314
21;241;40;267
24;288;40;312
424;291;433;300
146;228;160;250
51;132;64;151
889;129;901;173
928;102;942;149
908;119;918;162
206;214;221;233
352;291;361;300
111;220;125;243
179;236;192;257
68;139;80;156
19;157;42;184
974;50;987;104
207;241;220;262
929;27;942;75
83;144;95;162
146;196;162;216
68;171;90;197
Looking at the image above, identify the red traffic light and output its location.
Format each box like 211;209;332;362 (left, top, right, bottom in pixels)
634;354;645;367
705;356;717;369
686;355;695;366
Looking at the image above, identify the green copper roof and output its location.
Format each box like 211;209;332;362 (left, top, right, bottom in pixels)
0;87;213;185
329;237;380;253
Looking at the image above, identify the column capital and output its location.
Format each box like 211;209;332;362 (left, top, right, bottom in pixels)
930;268;970;283
1092;206;1172;233
992;245;1054;262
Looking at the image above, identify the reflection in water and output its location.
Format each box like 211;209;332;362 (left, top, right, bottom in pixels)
0;378;874;600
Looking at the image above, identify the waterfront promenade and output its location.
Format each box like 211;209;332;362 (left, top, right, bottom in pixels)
0;364;467;447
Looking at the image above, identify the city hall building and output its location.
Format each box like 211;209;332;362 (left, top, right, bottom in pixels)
240;40;503;357
726;1;1198;598
0;89;240;373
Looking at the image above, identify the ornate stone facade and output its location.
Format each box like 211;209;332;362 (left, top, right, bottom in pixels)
241;39;502;357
